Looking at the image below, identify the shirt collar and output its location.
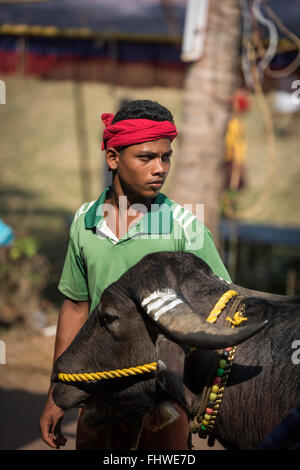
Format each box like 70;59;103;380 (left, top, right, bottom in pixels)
84;186;173;234
84;186;110;230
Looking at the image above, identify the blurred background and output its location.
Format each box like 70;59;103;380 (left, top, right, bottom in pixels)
0;0;299;450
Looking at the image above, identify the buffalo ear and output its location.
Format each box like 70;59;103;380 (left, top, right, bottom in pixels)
155;334;187;409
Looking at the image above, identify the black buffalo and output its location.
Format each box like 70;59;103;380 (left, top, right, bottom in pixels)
52;252;300;449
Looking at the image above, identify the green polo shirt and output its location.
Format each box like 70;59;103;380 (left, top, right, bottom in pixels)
58;187;231;313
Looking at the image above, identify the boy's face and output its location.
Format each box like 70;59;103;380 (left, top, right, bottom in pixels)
107;138;173;199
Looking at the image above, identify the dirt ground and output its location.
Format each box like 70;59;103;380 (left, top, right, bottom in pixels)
0;324;224;451
0;324;78;450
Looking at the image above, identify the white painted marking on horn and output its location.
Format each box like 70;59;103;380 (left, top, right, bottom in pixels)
153;298;183;321
141;289;176;307
141;289;184;321
146;294;177;313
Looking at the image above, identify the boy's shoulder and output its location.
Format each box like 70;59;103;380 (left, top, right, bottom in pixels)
74;200;96;222
70;200;96;236
167;197;208;232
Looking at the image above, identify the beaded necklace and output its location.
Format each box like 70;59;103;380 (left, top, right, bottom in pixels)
188;291;247;447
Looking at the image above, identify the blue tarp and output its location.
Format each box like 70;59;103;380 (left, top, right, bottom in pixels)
0;0;299;84
0;0;299;40
0;0;187;84
0;0;186;40
0;218;14;246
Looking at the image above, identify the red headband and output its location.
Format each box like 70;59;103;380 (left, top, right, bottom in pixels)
101;113;177;151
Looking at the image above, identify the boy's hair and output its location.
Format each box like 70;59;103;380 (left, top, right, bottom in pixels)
113;99;174;124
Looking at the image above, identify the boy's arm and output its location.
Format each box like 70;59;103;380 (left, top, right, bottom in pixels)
39;298;89;449
53;298;89;361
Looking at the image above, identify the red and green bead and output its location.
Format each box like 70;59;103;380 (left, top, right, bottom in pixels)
199;347;232;436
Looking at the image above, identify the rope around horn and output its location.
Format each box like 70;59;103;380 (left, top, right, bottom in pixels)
188;292;247;448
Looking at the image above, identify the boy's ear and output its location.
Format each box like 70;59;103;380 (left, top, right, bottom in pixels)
106;147;120;171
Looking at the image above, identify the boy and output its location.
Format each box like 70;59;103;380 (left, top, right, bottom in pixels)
39;99;230;449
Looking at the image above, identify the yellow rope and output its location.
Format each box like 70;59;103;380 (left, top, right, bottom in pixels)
206;290;239;324
57;290;245;383
226;310;248;326
58;363;157;383
186;290;245;358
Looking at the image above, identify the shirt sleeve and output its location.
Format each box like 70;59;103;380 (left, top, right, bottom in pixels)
58;219;89;301
182;218;232;282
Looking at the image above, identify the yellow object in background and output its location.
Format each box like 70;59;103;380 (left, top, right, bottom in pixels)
225;116;247;165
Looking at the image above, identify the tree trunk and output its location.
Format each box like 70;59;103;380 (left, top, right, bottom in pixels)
171;0;242;243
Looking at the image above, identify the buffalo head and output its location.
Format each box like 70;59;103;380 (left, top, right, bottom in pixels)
52;253;268;419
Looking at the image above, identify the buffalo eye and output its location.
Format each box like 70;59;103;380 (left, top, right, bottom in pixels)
99;311;119;329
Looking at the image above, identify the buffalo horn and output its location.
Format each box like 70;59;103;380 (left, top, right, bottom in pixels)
230;284;300;303
141;289;268;350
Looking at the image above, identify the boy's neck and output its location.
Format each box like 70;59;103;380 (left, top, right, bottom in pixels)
103;177;156;239
106;177;155;212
